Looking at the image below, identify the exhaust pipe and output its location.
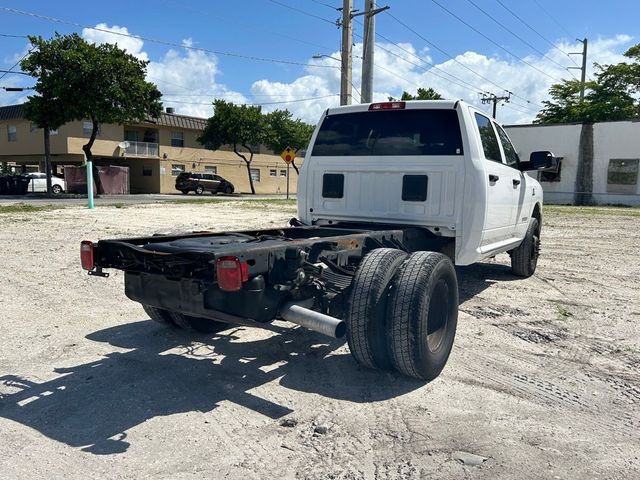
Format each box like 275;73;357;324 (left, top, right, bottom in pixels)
279;302;347;339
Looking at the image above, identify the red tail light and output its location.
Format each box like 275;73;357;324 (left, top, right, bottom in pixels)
369;101;405;111
216;256;249;292
80;241;95;271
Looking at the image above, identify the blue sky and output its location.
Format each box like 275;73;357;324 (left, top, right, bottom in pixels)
1;1;638;124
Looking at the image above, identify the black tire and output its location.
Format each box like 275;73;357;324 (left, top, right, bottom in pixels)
169;312;228;334
346;248;408;370
142;304;176;326
224;185;234;194
510;218;540;278
195;185;204;195
51;184;62;194
387;252;458;381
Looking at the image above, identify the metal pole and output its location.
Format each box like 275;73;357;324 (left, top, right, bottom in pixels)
340;0;353;106
286;163;290;200
579;38;588;101
86;160;94;209
361;0;375;103
492;98;498;119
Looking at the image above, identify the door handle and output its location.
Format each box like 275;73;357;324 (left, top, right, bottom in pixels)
513;179;521;186
489;174;499;182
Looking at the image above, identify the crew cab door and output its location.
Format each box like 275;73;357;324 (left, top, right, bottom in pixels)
473;113;519;250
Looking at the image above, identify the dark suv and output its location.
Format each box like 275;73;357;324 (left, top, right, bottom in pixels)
175;172;235;195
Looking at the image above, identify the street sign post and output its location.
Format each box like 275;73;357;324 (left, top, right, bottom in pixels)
280;147;296;200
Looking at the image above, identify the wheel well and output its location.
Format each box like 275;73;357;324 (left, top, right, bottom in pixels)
532;203;542;225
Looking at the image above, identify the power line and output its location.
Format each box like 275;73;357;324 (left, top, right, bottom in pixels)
160;0;334;52
164;94;340;107
0;48;32;82
308;0;340;10
385;12;542;110
0;33;29;38
0;7;337;70
429;0;563;83
531;0;576;39
266;0;337;26
463;0;572;74
493;0;580;68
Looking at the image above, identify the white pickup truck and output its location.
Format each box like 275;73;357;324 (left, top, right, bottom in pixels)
81;100;558;381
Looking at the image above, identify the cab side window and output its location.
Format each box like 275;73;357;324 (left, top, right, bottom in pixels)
495;124;519;168
474;113;502;164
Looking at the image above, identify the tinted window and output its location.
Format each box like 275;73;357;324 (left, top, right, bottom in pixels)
402;175;428;202
474;113;502;163
312;109;463;156
495;124;519;168
203;174;214;180
322;174;344;198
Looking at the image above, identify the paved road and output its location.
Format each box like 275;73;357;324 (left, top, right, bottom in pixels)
0;193;296;206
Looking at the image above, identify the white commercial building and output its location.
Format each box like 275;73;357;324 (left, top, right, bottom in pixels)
505;120;640;206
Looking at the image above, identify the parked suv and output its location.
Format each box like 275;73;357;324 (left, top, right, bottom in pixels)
175;172;235;195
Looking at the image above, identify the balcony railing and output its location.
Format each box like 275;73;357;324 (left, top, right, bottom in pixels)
124;141;159;157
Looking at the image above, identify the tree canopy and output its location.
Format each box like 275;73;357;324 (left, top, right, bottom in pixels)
390;87;444;101
264;110;314;174
199;101;314;191
535;43;640;124
21;33;162;193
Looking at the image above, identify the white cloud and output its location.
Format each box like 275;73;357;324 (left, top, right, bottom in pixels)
80;24;246;118
251;35;635;125
82;23;148;61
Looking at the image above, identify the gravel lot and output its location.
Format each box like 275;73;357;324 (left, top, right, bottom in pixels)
0;201;638;479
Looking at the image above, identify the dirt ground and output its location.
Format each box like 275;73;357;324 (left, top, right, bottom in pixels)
0;201;638;479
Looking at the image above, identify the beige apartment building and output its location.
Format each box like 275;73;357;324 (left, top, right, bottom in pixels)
0;104;299;194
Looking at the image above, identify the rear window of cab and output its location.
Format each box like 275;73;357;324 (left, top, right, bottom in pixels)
312;109;463;157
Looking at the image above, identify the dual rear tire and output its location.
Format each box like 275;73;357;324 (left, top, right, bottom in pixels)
346;248;458;381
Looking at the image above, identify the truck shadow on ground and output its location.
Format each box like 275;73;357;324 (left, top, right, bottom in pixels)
0;321;418;455
0;262;509;455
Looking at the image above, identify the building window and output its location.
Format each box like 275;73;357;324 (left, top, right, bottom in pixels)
607;159;639;193
171;164;185;176
143;166;153;177
125;130;139;142
7;125;16;142
204;165;217;174
250;168;261;182
280;169;287;177
540;160;562;182
269;169;277;177
82;121;100;137
30;123;39;132
171;131;184;147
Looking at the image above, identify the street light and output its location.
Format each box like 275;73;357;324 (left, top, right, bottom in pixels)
312;54;341;63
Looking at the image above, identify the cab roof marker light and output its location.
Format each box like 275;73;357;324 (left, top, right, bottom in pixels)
369;101;405;111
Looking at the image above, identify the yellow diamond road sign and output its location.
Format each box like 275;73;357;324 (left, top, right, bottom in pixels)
280;147;295;164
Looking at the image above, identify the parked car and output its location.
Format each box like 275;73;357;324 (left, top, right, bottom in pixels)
25;172;66;194
175;172;235;195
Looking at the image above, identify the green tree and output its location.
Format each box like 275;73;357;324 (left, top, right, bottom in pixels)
389;87;444;101
536;43;640;124
264;109;314;174
198;100;266;194
21;33;162;194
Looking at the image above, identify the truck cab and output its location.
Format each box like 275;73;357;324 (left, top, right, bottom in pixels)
297;100;545;265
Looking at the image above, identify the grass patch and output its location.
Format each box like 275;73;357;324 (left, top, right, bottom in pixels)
556;305;574;320
0;203;65;214
545;205;640;217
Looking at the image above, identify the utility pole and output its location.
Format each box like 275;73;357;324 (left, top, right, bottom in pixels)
481;91;512;119
339;0;353;106
359;1;389;103
569;38;588;101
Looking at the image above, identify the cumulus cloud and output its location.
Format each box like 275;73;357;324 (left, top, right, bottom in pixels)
252;35;635;125
81;24;246;118
82;23;148;61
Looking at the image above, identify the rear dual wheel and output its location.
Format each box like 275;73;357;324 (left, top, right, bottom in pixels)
346;249;458;381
